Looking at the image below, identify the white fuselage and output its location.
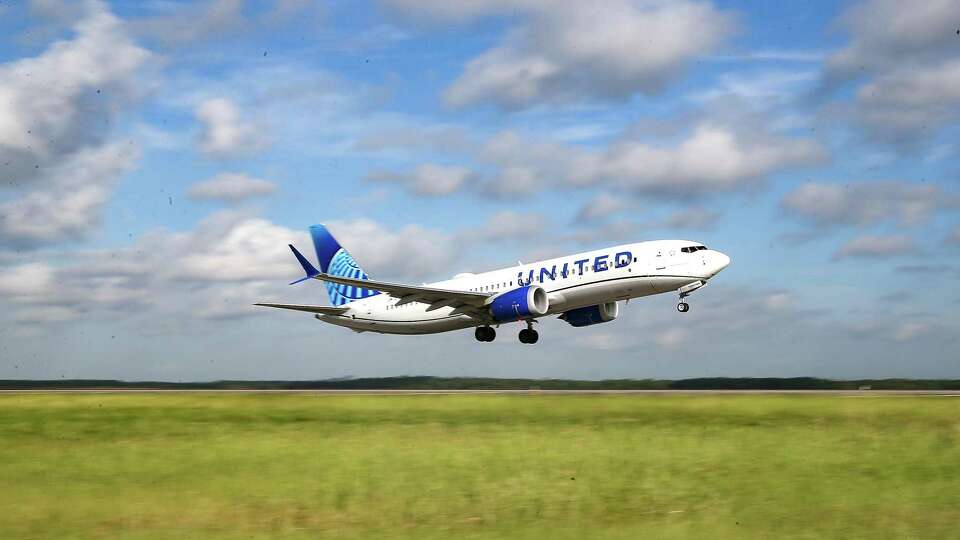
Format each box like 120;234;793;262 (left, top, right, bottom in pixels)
317;239;730;334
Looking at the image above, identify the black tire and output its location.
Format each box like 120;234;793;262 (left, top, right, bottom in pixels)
677;302;689;313
484;327;496;342
475;327;486;341
518;329;530;344
527;329;539;344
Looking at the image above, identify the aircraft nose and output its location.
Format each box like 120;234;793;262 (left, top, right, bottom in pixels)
708;251;730;277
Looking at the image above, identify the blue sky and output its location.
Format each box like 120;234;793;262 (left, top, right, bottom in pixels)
0;0;958;381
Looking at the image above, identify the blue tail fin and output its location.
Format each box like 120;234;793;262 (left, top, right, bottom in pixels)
309;224;379;306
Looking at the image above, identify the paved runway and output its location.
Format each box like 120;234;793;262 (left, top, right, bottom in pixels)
2;389;959;395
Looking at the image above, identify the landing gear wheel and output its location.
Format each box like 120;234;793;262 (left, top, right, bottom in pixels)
519;328;539;344
475;326;496;342
677;302;690;313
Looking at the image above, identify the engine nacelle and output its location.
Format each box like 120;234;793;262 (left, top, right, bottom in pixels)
489;285;549;323
560;302;619;327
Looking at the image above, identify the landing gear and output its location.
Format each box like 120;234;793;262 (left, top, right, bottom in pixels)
475;326;496;342
518;320;539;344
676;281;704;314
518;328;539;344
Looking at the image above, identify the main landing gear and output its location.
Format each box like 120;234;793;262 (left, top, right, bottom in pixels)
519;320;539;344
475;326;496;342
677;301;690;313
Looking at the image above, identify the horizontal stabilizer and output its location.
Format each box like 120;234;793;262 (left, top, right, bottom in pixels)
254;303;349;315
288;244;320;285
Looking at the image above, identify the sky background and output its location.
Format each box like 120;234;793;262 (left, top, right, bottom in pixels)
0;0;958;381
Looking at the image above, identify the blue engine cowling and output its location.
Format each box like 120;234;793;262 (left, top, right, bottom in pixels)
489;285;549;323
560;302;619;327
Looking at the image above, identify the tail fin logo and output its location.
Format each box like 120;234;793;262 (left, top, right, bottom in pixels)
325;248;379;306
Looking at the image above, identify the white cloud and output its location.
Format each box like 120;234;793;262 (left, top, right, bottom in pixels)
188;173;277;203
131;0;246;47
324;219;460;281
825;0;957;80
575;193;627;223
424;0;737;109
0;1;149;187
894;321;930;342
782;181;957;228
0;2;149;249
822;0;960;142
661;207;720;230
854;60;960;141
478;123;823;198
195;98;269;158
472;210;545;242
0;143;139;247
367;164;475;197
655;327;687;349
832;234;916;260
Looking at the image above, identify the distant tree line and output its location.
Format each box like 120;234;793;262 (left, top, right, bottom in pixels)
1;377;959;390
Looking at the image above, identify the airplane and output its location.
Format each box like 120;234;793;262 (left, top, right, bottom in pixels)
256;224;730;344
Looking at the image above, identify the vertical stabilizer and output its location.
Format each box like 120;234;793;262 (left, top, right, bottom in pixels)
308;224;379;306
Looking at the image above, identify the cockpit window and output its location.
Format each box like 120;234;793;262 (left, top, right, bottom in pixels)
681;245;708;253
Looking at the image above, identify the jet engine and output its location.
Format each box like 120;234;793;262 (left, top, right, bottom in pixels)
560;302;618;327
489;285;549;323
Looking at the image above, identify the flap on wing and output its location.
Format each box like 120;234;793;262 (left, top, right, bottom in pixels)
311;272;491;307
254;303;350;315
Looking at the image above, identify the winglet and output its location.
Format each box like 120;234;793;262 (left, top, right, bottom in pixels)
289;244;321;285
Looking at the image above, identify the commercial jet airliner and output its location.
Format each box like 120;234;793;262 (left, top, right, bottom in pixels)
256;225;730;344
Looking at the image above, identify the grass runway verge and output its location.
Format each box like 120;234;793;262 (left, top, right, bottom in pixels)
1;393;958;539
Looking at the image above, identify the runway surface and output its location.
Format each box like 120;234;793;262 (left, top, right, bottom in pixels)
2;389;959;395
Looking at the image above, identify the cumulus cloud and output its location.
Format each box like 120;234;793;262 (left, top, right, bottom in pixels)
824;0;957;81
782;181;958;228
480;122;824;199
470;210;546;242
131;0;247;47
0;143;139;247
832;234;916;260
0;2;149;249
195;98;269;158
0;212;460;325
387;0;737;109
854;60;960;142
661;207;721;230
822;0;960;142
575;193;627;223
188;173;277;203
0;1;149;187
367;164;476;197
323;219;460;280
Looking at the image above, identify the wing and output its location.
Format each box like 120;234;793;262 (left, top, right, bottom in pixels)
254;303;350;315
312;272;491;313
285;243;492;316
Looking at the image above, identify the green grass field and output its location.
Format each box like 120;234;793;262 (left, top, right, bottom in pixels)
1;393;958;539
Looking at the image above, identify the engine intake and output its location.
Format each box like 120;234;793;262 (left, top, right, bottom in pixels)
560;302;618;327
489;285;549;323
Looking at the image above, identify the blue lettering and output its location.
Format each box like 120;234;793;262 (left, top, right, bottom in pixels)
517;271;525;286
614;251;632;268
539;265;556;282
525;269;534;285
574;259;589;274
560;262;569;278
594;254;609;272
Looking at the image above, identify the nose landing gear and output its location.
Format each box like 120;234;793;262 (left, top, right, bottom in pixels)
676;280;704;314
475;326;496;342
